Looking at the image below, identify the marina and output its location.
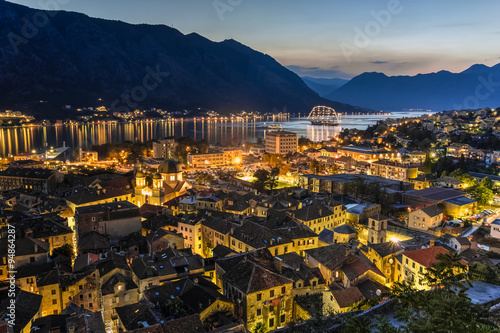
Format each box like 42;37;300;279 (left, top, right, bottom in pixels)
0;111;433;157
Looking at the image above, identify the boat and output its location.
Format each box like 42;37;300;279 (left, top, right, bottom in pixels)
267;123;283;132
308;106;341;126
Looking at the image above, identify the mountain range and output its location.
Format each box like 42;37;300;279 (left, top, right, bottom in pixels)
300;77;349;98
326;64;500;111
0;0;370;118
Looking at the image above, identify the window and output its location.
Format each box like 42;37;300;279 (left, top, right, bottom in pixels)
270;305;274;312
257;293;262;301
269;318;274;327
281;286;285;294
79;285;83;290
281;314;286;323
257;308;261;316
89;303;93;308
52;299;57;305
270;290;274;297
51;290;56;295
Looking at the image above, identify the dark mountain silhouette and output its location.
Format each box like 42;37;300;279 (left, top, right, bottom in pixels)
301;77;349;98
0;0;370;117
327;64;500;111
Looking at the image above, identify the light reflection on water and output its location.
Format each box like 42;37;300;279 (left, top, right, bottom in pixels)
0;111;432;157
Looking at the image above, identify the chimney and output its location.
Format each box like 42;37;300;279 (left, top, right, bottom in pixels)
274;257;283;274
429;238;435;247
34;242;38;253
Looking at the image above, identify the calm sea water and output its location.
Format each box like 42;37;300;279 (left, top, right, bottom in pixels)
0;111;433;157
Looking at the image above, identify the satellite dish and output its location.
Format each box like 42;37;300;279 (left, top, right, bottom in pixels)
376;289;381;297
388;258;394;264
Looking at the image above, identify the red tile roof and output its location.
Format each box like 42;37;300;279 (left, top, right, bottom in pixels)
403;246;466;268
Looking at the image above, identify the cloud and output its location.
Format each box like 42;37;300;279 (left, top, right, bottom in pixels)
371;61;388;65
286;65;354;79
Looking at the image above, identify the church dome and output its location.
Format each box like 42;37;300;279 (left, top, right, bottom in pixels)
158;159;182;174
136;172;145;178
153;173;162;180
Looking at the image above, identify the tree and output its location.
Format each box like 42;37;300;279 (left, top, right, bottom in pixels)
481;177;494;191
423;153;432;174
387;254;499;333
468;183;494;206
51;244;75;261
424;252;469;291
253;169;270;193
194;172;214;185
309;159;321;174
342;315;372;333
160;296;191;318
267;167;280;190
279;163;291;176
253;322;267;333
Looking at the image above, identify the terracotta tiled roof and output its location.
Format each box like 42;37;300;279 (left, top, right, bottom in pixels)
331;287;364;308
403;246;466;268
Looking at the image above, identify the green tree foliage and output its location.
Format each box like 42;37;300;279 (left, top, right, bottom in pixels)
253;169;269;193
252;322;267;333
91;141;152;163
309;159;321;174
481;177;494;191
423;153;432;174
469;183;494;206
174;137;208;163
268;167;280;190
263;153;284;168
449;170;494;205
51;244;75;260
424;252;470;291
160;296;191;319
194;172;214;185
387;253;499;333
341;315;372;333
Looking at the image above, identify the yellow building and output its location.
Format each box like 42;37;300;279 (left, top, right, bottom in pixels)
361;241;404;285
16;264;63;316
369;160;418;181
442;196;477;219
65;186;133;214
0;238;49;280
134;159;190;207
187;149;242;168
217;251;294;332
407;205;443;232
101;273;140;333
400;246;467;290
229;221;294;257
293;203;346;234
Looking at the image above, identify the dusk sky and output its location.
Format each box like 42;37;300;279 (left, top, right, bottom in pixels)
10;0;500;79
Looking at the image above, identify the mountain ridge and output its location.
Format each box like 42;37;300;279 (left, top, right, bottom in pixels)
0;0;371;118
327;63;500;111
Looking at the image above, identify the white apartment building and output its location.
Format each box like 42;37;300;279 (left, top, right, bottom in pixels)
265;131;298;155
